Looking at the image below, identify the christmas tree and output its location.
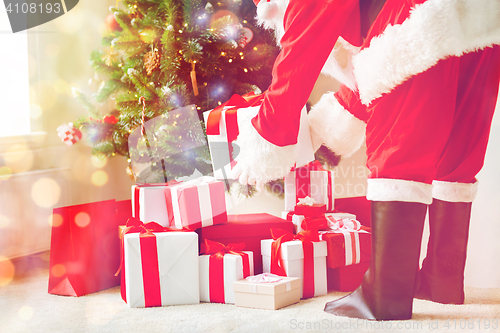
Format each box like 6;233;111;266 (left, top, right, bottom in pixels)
70;0;279;182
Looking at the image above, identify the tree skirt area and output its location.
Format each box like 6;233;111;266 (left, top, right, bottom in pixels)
1;266;500;333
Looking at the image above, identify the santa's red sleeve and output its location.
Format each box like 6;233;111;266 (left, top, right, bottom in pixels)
251;0;361;147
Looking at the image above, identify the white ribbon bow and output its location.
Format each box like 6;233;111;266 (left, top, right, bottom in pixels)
326;216;362;232
297;196;316;206
245;273;283;283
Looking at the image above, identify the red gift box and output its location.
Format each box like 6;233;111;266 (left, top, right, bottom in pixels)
293;203;327;217
327;262;370;292
320;225;371;269
196;213;293;274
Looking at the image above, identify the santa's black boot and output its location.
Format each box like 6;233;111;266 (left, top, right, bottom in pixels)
324;201;427;320
414;199;471;304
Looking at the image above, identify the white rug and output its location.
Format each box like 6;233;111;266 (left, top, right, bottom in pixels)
1;265;499;333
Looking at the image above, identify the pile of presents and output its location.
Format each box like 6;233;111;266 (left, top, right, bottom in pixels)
48;94;372;310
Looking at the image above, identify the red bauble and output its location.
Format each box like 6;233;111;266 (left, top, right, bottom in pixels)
105;13;122;32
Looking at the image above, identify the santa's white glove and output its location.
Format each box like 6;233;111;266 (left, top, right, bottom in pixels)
308;92;366;157
230;106;298;191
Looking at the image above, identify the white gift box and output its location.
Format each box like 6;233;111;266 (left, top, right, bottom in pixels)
203;104;314;180
123;231;199;307
261;239;327;299
281;211;357;233
131;184;170;227
284;166;335;212
199;251;254;304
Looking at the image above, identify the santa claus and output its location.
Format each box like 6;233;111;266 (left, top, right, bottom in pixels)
232;0;500;321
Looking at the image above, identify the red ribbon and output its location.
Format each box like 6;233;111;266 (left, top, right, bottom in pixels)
294;161;333;211
203;239;251;303
301;216;330;231
269;228;319;299
133;181;179;220
116;217;190;307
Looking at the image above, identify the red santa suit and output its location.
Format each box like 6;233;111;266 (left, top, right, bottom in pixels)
235;0;500;204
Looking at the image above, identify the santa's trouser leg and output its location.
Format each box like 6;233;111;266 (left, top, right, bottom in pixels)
414;181;476;304
324;199;427;320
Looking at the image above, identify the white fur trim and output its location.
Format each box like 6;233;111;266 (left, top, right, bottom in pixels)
367;178;433;204
233;106;298;183
432;180;478;202
354;0;500;105
321;37;359;91
308;92;366;157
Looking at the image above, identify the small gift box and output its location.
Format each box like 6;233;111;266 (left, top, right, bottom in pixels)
196;213;293;275
203;93;264;179
164;177;227;229
119;217;200;308
233;273;301;310
293;196;326;217
319;217;371;269
282;211;356;234
261;229;327;299
132;183;172;227
327;262;370;292
284;161;334;212
199;239;254;304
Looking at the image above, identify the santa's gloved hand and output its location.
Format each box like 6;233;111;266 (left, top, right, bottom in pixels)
308;92;366;157
230;106;298;191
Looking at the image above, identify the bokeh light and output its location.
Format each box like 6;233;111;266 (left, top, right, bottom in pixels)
50;213;64;227
75;212;91;228
0;257;15;286
91;170;109;187
36;81;58;111
3;142;34;174
31;178;61;208
0;214;11;228
0;166;13;179
51;263;66;278
18;306;34;320
30;104;43;120
91;154;108;168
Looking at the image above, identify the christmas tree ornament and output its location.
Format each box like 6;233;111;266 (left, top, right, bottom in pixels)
190;62;199;96
238;27;254;47
105;13;122;32
205;3;214;14
57;123;82;146
102;46;121;66
143;49;161;75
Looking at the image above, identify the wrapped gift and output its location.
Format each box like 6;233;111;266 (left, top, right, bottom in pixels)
261;229;327;299
293;196;326;217
132;183;172;227
327;262;370;292
199;239;254;304
204;93;314;180
203;93;263;179
233;273;301;310
282;211;356;234
196;213;293;275
119;217;199;308
319;217;371;269
284;161;334;212
164;177;227;229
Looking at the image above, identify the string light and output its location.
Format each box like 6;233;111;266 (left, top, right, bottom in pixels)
243;68;248;72
228;59;233;63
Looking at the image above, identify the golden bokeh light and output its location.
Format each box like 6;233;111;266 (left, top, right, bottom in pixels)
53;79;70;95
75;212;91;228
91;170;109;187
0;257;15;287
91;155;108;168
18;306;34;320
31;178;61;208
0;214;11;228
51;263;66;278
50;213;64;227
36;81;58;111
3;143;34;174
0;166;13;179
30;104;43;120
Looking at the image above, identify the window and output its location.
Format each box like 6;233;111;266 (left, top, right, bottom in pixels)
0;7;31;138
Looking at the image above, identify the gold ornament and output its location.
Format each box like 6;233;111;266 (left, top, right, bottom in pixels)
102;47;121;66
144;50;161;75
